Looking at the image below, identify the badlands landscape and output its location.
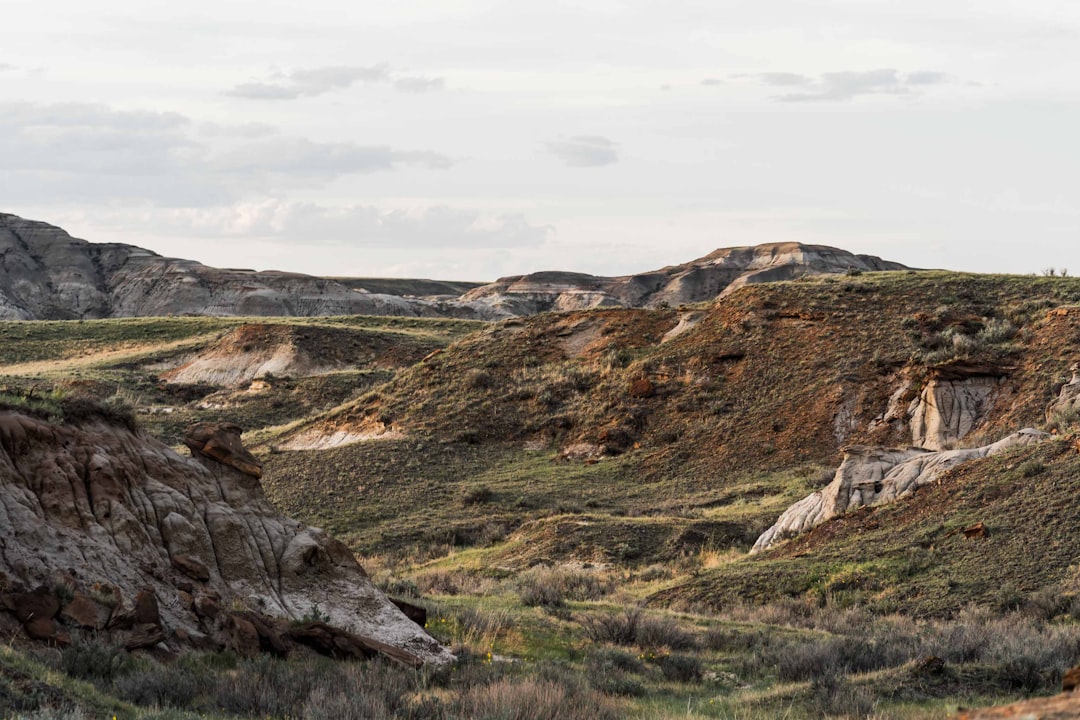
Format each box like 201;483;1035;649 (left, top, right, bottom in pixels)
2;214;1080;718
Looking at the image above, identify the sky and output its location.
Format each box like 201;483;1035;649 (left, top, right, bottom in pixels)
3;1;1079;281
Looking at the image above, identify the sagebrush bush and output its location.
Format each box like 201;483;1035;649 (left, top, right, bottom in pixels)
112;660;209;709
579;607;694;650
515;566;612;607
978;317;1017;343
808;673;876;719
580;607;642;645
584;648;648;698
455;677;619;719
657;652;702;682
59;637;134;685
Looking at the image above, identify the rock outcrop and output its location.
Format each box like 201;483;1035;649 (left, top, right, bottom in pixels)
1047;364;1080;421
0;412;451;665
159;323;439;388
0;213;911;321
461;242;909;316
0;213;491;321
909;373;1004;451
752;429;1046;552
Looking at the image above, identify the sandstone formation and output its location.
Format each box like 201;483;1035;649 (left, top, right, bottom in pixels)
868;366;1005;451
909;375;1004;450
754;360;1025;552
0;412;451;665
1047;364;1080;421
752;428;1046;552
0;213;910;321
0;213;488;321
460;242;909;316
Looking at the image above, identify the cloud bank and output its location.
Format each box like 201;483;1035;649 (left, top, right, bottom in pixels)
104;201;553;249
735;69;953;101
0;101;452;205
227;65;446;100
546;135;619;167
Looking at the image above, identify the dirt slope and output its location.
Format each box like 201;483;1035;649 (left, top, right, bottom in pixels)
275;272;1080;475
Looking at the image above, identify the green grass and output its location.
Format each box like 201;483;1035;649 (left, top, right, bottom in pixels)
7;274;1080;718
0;314;480;368
663;435;1080;617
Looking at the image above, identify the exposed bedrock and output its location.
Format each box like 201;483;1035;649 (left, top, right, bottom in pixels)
910;375;1003;451
752;428;1046;552
0;413;451;665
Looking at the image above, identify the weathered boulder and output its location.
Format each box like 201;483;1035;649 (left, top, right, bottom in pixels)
183;423;263;478
1062;664;1080;692
0;411;451;665
909;375;1003;450
60;592;113;630
753;429;1046;552
1047;365;1080;421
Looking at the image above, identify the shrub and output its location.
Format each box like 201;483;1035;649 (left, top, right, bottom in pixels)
515;567;612;608
808;674;876;718
462;485;495;506
584;649;648;698
580;607;642;645
657;652;702;682
112;660;209;709
454;677;620;719
59;637;134;685
978;317;1017;344
465;369;495;390
579;607;693;650
1019;459;1046;478
635;616;695;651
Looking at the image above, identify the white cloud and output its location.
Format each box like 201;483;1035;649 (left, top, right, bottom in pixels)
198;121;278;138
0;102;454;205
546;135;619;167
209;138;453;176
761;69;954;102
85;201;553;249
226;64;444;99
393;76;446;93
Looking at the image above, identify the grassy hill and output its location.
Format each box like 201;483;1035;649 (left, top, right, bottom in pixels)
6;271;1080;718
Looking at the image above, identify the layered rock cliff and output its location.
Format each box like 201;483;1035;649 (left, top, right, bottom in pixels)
0;213;910;320
460;242;909;316
0;411;451;665
0;213;486;321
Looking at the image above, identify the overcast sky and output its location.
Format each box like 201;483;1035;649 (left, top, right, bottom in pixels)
3;1;1079;280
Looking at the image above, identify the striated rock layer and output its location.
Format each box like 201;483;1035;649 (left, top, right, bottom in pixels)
0;413;451;665
461;242;909;316
752;428;1046;552
0;213;911;321
0;213;489;321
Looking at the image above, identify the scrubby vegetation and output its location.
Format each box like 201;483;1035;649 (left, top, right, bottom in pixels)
7;272;1080;717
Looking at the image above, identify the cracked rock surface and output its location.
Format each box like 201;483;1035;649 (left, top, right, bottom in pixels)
753;428;1046;552
0;412;451;665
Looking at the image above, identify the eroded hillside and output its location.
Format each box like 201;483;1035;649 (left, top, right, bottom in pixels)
271;271;1080;476
254;272;1080;608
5;271;1080;718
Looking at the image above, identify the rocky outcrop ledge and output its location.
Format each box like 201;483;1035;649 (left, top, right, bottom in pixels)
752;428;1046;552
0;413;451;666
